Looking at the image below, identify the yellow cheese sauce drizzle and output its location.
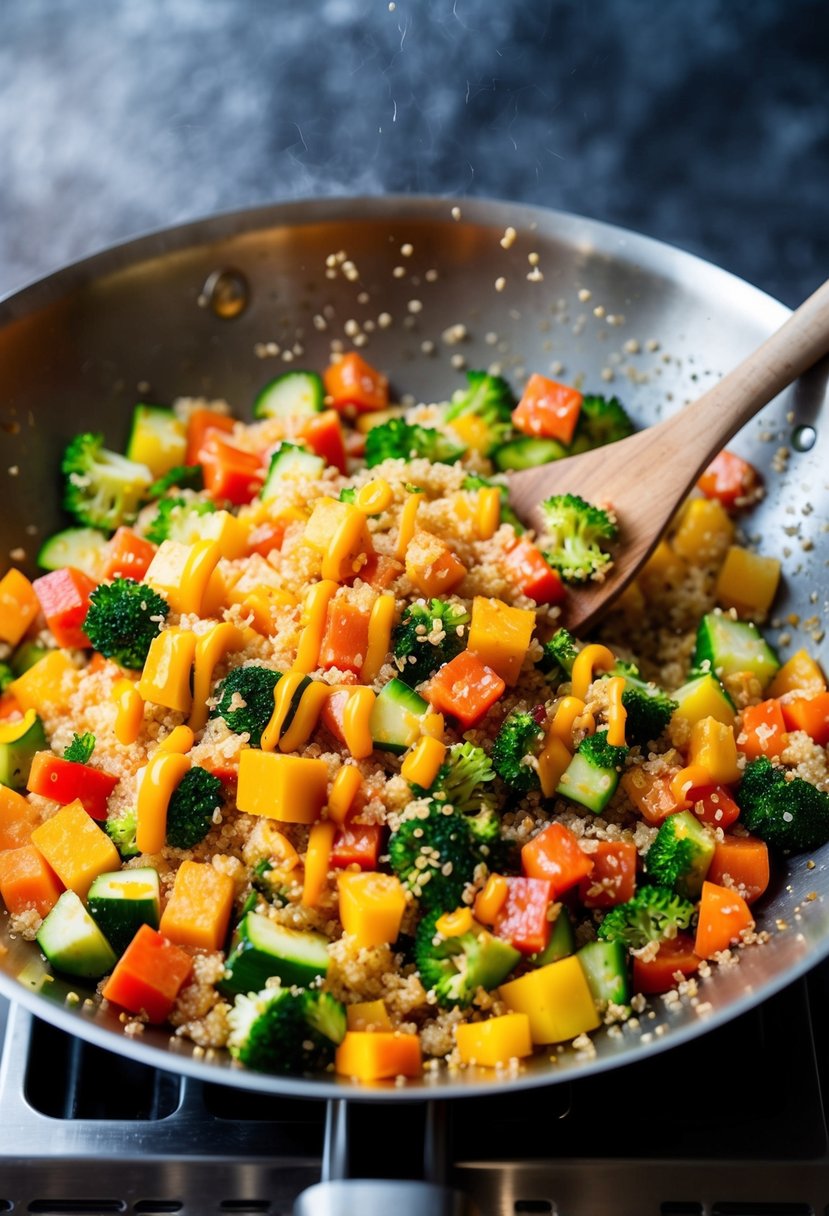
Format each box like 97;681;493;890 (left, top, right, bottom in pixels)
261;672;309;753
278;682;332;753
294;580;338;673
360;593;396;684
670;763;714;807
570;643;616;702
394;492;421;561
342;686;377;760
136;751;191;854
328;764;362;824
113;680;144;746
604;675;628;747
189;622;244;733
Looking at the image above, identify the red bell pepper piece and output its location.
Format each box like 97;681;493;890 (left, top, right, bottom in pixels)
426;651;506;730
633;933;700;995
27;752;119;821
319;601;371;676
737;699;788;760
502;539;566;605
102;527;157;582
303;409;348;473
330;823;383;870
697;449;761;509
688;784;741;831
101;924;193;1022
244;519;294;559
781;692;829;747
32;567;97;649
199;433;264;505
324;353;389;414
185;407;235;465
521;821;594;899
577;840;637;908
511;374;583;445
493;876;555;954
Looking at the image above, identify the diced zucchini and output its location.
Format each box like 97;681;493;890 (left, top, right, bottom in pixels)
0;710;46;790
87;867;160;955
370;679;430;754
37;526;109;577
530;906;575;967
692;612;780;689
36;890;118;979
221;910;330;994
253;372;324;420
646;809;716;900
10;642;50;677
492;436;567;471
556;748;620;815
260;443;326;501
577;939;630;1008
126;404;187;478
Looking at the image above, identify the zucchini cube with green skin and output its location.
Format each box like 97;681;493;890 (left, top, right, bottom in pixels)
0;711;46;790
692;612;780;690
37;526;109;578
254;371;325;420
87;867;161;955
556;740;622;815
492;435;568;471
370;679;431;754
577;939;630;1009
10;642;50;678
529;906;575;967
221;911;330;996
645;809;716;900
37;890;118;979
260;444;326;500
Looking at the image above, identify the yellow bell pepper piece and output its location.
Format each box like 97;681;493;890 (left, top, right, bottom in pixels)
159;860;235;951
467;596;535;687
715;545;781;621
338;871;407;947
127;409;186;477
499;955;601;1044
31;800;120;900
294;580;339;674
355;407;403;435
605;675;627;747
137;628;197;714
224;554;293;606
455;1012;533;1068
672;497;734;564
400;736;446;788
688;716;741;784
0;707;39;745
768;648;827;699
395;492;422;561
136;751;191;854
9;650;78;714
421;712;445;739
0;568;39;647
435;907;474;938
302;819;337;908
537;733;572;799
343;687;377;760
335;1030;422;1081
475;487;502;540
189;622;243;732
113;679;144;745
327;764;362;824
355;478;394;514
237;751;328;824
405;530;467;598
346;1000;393;1032
672;674;735;730
571;644;616;701
360;593;396;684
473;873;509;925
447;412;495;454
638;539;687;598
145;539;224;617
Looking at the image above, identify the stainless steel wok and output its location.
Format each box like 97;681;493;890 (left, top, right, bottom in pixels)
0;196;827;1106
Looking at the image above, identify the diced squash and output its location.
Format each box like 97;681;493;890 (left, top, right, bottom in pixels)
715;546;781;621
468;596;536;686
499;955;601;1043
137;628;197;714
145;539;224;617
158;860;235;951
455;1012;533;1067
671;497;734;564
768;649;826;699
638;540;687;597
405;530;467;597
707;835;770;904
236;751;328;823
0;569;39;647
335;1030;421;1081
30;800;120;899
781;692;829;747
102;924;193;1023
338;871;407;947
0;844;63;916
8;651;78;714
304;498;374;583
0;786;38;850
688;717;741;784
672;674;735;730
400;736;447;788
346;1000;393;1032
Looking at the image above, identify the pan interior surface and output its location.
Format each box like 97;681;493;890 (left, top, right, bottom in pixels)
0;196;826;1099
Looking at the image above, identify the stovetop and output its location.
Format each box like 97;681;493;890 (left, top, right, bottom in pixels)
1;964;828;1216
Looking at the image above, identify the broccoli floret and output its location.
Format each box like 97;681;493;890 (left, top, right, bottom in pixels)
461;474;524;533
569;395;635;454
577;729;629;772
644;809;715;899
389;802;488;908
0;661;14;693
491;709;545;794
338;486;357;505
618;677;677;748
413;907;520;1007
146;464;204;499
432;742;495;812
538;627;579;678
166;766;224;849
64;732;95;764
365;419;466;468
83;577;169;670
302;989;348;1044
227;986;345;1074
392;598;470;685
444;370;515;454
210;664;282;747
737;756;829;851
105;809;140;858
61;432;153;531
597;886;695;949
540;493;618;583
145;495;217;545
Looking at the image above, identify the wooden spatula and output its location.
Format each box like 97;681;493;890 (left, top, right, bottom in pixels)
507;277;829;634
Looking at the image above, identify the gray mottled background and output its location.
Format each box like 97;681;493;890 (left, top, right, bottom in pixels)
0;0;826;305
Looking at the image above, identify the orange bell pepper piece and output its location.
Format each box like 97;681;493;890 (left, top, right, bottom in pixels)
303;409;348;473
185;407;235;465
502;539;566;606
426;651;506;729
633;933;700;995
738;699;788;759
199;433;264;505
318;600;371;676
511;374;583;445
324;353;389;414
521;821;594;899
577;840;637;908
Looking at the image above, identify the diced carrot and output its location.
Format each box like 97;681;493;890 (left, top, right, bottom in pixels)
331;823;383;870
185;407;234;466
781;692;829;747
199;433;264;505
27;752;119;821
502;539;566;606
694;880;755;959
320;688;351;745
303;409;348;473
425;651;506;730
0;569;40;647
102;924;193;1023
697;450;761;509
324;353;389;414
31;568;97;649
688;784;741;831
521;821;594;899
359;554;404;590
738;699;788;760
0;786;38;850
158;860;235;952
102;527;157;581
405;531;467;598
707;836;770;904
0;844;63;916
621;768;682;826
319;601;371;676
511;374;583;445
335;1030;422;1081
633;933;700;995
577;840;637;908
493;876;555;954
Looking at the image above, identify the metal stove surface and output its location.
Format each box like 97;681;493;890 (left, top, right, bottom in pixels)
1;966;828;1216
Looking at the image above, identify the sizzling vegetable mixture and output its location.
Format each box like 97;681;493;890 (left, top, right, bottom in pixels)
0;354;827;1081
